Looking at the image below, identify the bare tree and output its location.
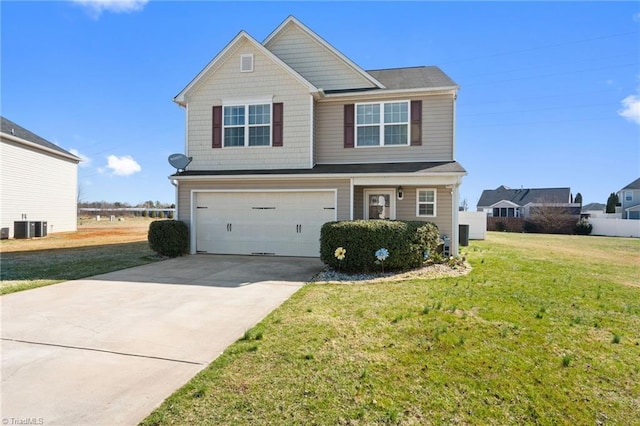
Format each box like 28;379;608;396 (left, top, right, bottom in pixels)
526;198;580;234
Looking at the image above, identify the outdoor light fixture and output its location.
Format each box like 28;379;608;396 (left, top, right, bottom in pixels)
397;186;404;200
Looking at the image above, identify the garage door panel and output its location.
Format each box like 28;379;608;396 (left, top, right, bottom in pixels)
195;191;335;257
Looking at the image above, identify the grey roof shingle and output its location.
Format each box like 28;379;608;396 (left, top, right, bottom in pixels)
1;116;79;160
620;177;640;191
582;202;605;212
477;186;572;207
174;161;466;177
367;66;458;91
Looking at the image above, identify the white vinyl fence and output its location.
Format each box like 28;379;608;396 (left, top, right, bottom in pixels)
459;211;487;240
589;218;640;238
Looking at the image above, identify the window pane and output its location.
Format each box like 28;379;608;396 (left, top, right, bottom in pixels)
357;104;380;125
224;106;244;126
249;126;270;146
249;104;270;125
419;204;434;216
224;127;244;147
384;102;408;123
419;191;434;202
384;124;408;145
357;126;380;146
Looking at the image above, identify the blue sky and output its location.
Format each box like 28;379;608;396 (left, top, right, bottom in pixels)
2;1;639;207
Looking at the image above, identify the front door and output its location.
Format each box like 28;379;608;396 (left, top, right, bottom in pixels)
364;189;396;220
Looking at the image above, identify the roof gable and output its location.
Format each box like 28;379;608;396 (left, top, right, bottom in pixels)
619;177;640;191
478;186;571;207
174;30;318;105
263;16;384;91
1;116;80;162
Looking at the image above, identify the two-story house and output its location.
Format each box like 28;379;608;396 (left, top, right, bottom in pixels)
171;16;466;257
617;177;640;220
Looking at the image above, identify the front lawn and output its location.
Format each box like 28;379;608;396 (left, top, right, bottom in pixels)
142;232;639;425
1;242;157;295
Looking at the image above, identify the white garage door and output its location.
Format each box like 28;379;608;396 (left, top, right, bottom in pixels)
195;191;336;257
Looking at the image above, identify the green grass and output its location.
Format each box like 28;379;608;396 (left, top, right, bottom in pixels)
140;233;640;425
1;242;158;295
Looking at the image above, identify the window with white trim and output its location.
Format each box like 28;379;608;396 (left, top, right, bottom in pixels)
356;101;409;147
624;191;633;202
416;189;437;217
223;103;271;147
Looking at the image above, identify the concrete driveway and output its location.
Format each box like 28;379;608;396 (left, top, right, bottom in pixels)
1;255;323;425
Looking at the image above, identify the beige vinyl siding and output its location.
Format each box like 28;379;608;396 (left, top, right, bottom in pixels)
177;178;351;227
315;94;454;164
1;139;78;238
265;24;375;91
353;185;452;237
186;39;311;170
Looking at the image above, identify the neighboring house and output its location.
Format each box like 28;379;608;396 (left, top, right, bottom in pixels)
170;16;467;257
616;177;640;220
1;117;80;238
581;202;607;218
477;185;580;218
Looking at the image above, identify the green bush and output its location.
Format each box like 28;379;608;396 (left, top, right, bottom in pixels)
574;218;593;235
320;220;439;273
148;220;189;257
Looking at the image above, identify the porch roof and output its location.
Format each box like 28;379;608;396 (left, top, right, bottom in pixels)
172;161;466;177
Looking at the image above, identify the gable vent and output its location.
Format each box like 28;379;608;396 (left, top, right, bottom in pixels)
240;54;253;72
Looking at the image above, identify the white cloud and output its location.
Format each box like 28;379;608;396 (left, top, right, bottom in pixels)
71;0;149;17
106;155;141;176
69;148;92;168
618;94;640;125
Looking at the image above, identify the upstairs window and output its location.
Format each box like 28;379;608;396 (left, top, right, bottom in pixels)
355;101;409;147
223;103;271;147
624;191;633;202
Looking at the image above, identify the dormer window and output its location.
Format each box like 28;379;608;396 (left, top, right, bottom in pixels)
356;101;409;147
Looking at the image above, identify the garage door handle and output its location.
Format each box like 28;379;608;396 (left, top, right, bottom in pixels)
296;224;302;233
227;223;232;232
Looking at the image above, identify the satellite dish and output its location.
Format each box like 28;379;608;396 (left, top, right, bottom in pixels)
168;153;192;172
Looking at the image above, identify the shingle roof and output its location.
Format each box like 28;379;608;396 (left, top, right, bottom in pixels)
477;186;571;207
174;161;466;177
620;177;640;191
582;202;605;212
1;116;79;160
367;66;458;91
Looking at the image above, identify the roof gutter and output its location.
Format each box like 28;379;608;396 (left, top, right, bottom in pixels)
320;86;459;102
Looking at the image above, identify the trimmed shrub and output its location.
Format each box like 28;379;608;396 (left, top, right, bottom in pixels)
148;220;189;257
574;218;593;235
320;220;439;273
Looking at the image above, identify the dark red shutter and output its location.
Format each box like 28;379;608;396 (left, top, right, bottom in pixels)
410;100;422;146
344;104;354;148
212;105;222;149
272;102;283;147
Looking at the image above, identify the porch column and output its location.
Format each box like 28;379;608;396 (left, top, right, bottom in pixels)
451;183;460;255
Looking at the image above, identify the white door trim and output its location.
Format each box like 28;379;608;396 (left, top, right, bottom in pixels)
363;188;396;220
